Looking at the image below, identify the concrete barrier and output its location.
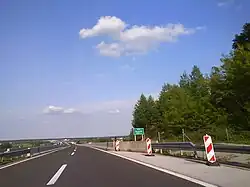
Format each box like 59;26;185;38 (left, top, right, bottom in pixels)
119;141;147;152
90;141;147;152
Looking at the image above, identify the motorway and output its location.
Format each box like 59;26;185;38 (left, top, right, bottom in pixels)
0;146;203;187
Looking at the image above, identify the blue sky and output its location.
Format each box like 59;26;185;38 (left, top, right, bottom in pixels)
0;0;249;139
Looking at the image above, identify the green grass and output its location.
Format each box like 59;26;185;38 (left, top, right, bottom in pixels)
0;156;25;166
20;143;33;148
12;142;35;149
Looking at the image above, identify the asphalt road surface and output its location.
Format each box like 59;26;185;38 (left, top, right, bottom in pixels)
0;146;203;187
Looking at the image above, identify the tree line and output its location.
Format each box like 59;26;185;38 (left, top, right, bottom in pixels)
131;23;250;143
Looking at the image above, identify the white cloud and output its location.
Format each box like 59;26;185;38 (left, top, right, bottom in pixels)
96;41;124;57
42;92;160;116
108;109;120;114
64;108;77;114
217;0;234;7
79;16;126;39
78;92;160;113
43;106;64;113
79;99;136;114
43;105;78;114
42;99;136;116
196;26;207;30
79;16;199;57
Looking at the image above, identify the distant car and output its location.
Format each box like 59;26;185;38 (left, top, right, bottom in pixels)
88;142;92;144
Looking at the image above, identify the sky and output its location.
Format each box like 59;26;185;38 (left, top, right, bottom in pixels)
0;0;249;140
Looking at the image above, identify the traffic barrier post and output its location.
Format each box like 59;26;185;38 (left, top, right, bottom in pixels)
203;134;219;166
145;138;154;156
115;140;120;151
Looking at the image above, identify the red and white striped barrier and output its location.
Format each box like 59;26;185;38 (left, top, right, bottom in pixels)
145;138;154;156
115;140;120;151
203;134;219;166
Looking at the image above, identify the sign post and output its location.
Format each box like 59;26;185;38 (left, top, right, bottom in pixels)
133;128;145;141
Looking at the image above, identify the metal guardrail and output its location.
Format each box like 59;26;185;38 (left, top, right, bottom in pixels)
0;147;28;154
152;142;250;154
0;145;66;158
0;148;30;157
82;141;250;154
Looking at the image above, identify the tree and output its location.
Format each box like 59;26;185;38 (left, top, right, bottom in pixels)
187;65;210;99
145;95;159;137
132;94;160;138
0;142;12;150
33;140;42;147
179;71;190;89
233;23;250;51
128;128;134;140
212;46;250;131
131;22;250;143
132;94;148;129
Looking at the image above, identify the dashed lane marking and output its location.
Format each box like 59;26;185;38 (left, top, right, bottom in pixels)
46;164;67;185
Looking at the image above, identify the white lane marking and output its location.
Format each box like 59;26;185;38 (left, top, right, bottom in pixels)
0;147;68;170
71;152;75;156
46;164;67;185
91;147;218;187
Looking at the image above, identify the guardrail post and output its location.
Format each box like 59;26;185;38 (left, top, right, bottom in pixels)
26;148;31;158
155;140;159;153
193;150;198;158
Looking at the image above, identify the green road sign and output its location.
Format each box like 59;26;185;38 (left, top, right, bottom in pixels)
133;128;144;135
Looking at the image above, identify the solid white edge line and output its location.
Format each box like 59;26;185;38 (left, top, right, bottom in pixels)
0;147;69;170
91;147;218;187
71;152;75;156
46;164;67;185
